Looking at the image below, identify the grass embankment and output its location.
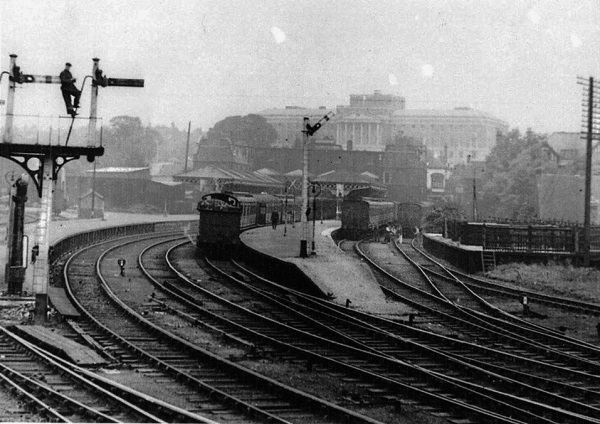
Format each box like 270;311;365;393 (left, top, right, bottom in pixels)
486;262;600;304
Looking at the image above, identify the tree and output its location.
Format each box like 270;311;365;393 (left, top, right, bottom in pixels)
206;114;277;148
479;128;557;220
154;122;203;163
424;203;465;232
101;116;160;167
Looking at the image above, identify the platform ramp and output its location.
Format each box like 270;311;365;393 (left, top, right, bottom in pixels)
48;286;80;319
12;325;106;367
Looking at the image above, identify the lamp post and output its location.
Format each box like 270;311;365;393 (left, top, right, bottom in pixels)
311;182;321;255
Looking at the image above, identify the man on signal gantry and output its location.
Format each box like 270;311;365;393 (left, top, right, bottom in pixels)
59;62;81;117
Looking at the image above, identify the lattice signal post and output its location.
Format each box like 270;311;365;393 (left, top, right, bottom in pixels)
0;54;144;321
578;76;600;267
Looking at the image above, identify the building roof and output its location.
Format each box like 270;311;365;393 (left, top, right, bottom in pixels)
88;167;149;173
336;113;383;123
79;189;104;199
255;167;281;176
312;169;384;188
150;162;184;176
393;107;507;123
360;171;379;179
257;107;334;117
284;169;314;177
174;165;281;187
546;132;591;153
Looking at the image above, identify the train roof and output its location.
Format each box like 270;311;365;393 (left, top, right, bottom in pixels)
251;193;281;203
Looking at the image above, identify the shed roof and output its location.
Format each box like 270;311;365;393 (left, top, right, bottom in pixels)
174;166;281;187
79;190;104;200
312;169;385;189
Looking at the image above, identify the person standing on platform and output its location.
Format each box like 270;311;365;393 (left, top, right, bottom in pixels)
271;211;279;229
60;62;81;117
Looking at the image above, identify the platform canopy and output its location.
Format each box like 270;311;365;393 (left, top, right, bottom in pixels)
312;169;386;197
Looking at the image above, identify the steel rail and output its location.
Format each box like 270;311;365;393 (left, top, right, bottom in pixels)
63;233;260;423
357;241;600;373
158;242;599;423
401;240;600;360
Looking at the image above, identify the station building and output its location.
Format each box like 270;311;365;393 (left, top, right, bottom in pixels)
77;167;187;214
258;90;508;167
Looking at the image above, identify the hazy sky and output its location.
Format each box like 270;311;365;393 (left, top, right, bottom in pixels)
1;0;599;134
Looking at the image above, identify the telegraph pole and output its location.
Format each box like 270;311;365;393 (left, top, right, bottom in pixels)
184;121;191;173
578;76;600;266
299;112;334;257
468;154;477;221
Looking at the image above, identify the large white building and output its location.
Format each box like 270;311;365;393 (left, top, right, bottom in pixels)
256;106;335;147
258;91;508;166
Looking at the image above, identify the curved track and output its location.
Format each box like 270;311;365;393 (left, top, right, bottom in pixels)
64;232;380;424
0;324;205;423
161;242;600;423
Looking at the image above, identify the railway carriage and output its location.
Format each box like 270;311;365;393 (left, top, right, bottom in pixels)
234;193;259;230
396;201;434;237
341;197;396;239
252;193;282;226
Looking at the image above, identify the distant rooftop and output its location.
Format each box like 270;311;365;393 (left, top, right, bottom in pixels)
257;107;334;116
87;167;149;173
547;132;590;153
393;107;506;121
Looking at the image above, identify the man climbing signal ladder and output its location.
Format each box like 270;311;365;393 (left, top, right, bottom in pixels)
59;62;81;117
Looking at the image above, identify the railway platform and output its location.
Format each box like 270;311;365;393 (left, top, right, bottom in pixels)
240;220;412;316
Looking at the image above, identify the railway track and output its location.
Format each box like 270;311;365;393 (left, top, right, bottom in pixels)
157;241;600;423
324;240;599;416
390;239;600;360
409;239;600;318
0;323;208;423
357;239;600;369
65;232;381;424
